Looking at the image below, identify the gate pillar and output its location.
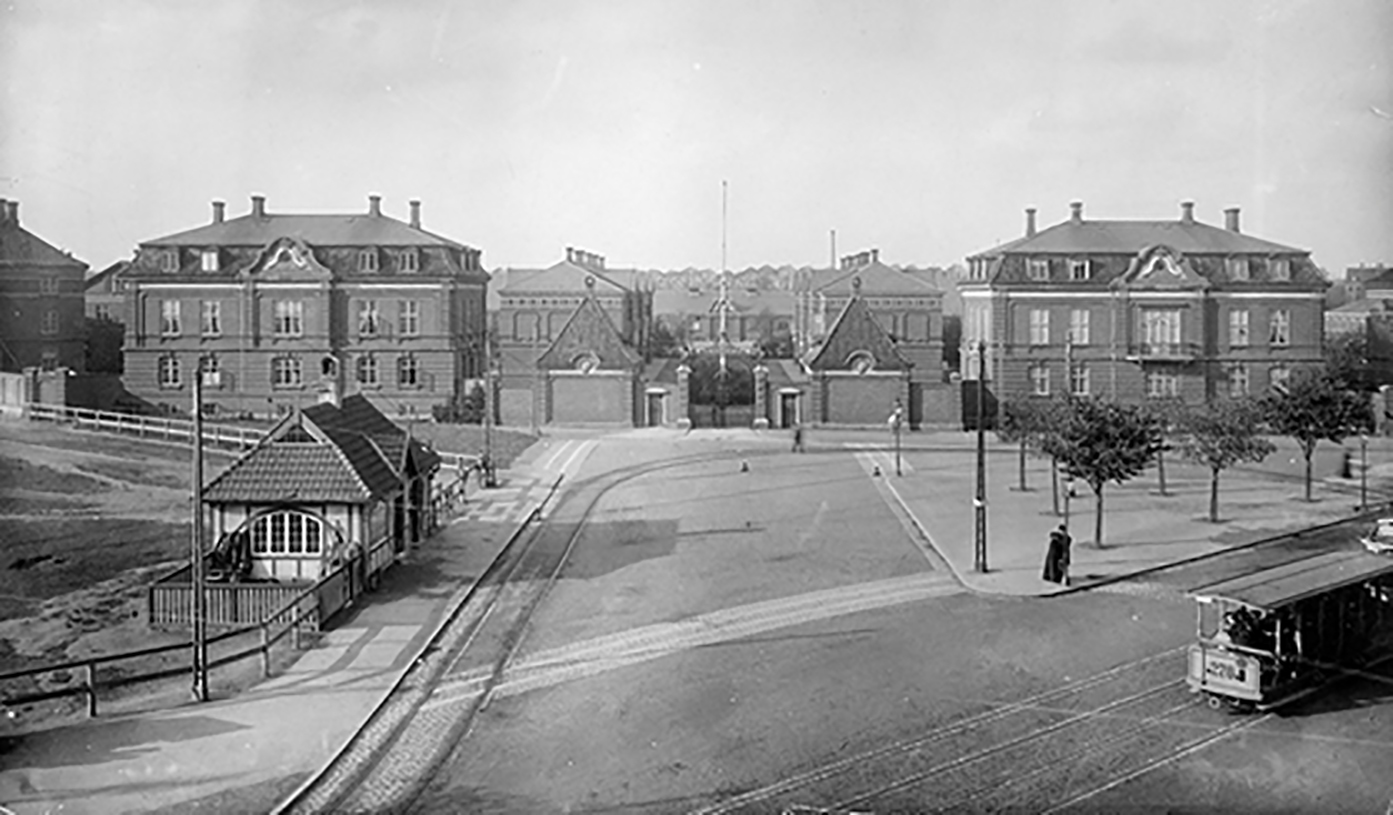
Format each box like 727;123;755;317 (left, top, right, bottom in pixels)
675;364;692;430
752;364;770;429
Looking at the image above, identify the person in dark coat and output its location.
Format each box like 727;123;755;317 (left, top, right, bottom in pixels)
1043;524;1071;584
792;424;805;453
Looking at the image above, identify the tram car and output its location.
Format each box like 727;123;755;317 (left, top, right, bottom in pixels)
1187;548;1393;712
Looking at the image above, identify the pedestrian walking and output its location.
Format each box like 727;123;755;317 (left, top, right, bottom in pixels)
1043;523;1072;585
792;424;805;453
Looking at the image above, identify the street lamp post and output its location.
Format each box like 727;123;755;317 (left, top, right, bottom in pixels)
974;340;988;573
190;360;209;702
1361;432;1369;511
891;398;905;477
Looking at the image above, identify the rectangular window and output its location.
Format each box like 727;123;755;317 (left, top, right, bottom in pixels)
161;300;182;336
357;354;380;386
1146;369;1180;398
399;250;419;273
40;350;59;370
1142;309;1182;350
1268;258;1290;281
1069;309;1090;345
1028;258;1050;281
287;513;303;554
1228;309;1250;347
1270;365;1290;393
1227;257;1249;281
1069;363;1090;396
201;250;219;272
1030;363;1050;396
201;300;222;336
252;518;269;554
358;301;381;337
94;304;112;322
1269;309;1290;346
274;300;304;337
272;356;302;388
358;249;379;272
269;513;286;554
158;355;181;388
1029;309;1050;346
39;276;58;294
1227;363;1249;397
397;354;420;388
41;310;59;335
200;355;222;388
398;300;420;337
160;249;178;273
1069;260;1090;281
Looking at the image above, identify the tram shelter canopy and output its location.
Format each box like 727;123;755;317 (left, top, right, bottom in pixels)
1192;550;1393;612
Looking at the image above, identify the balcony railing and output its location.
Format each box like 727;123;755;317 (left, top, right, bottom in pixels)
1126;341;1200;362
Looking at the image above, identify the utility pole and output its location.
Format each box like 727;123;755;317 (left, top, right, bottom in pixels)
483;328;497;487
892;398;904;477
191;360;208;702
974;341;988;573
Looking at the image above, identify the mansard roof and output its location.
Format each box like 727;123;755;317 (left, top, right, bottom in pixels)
146;210;468;249
971;216;1305;259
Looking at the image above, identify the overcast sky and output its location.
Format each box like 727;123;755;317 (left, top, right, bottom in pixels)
2;0;1390;277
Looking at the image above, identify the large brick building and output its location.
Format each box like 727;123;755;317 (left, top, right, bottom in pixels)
0;199;89;373
958;201;1328;406
122;195;488;418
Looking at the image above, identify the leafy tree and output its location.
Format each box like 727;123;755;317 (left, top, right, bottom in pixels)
1042;398;1165;547
1324;330;1371;392
84;316;125;374
650;319;684;358
1261;371;1374;500
1173;399;1277;522
941;315;962;372
1142;399;1187;496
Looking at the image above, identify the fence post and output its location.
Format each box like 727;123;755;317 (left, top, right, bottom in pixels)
84;662;98;717
261;624;271;678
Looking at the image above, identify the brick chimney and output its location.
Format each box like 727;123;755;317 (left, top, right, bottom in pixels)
1070;200;1083;224
566;247;575;263
212;201;225;223
0;198;8;225
1224;207;1241;233
368;195;382;217
7;201;15;224
1025;207;1037;237
1180;200;1195;224
870;248;880;264
251;195;266;218
409;200;421;228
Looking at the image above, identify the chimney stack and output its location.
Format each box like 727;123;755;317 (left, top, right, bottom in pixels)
368;195;382;217
1180;200;1195;224
251;195;266;218
409;200;421;228
1025;207;1037;237
1069;200;1083;223
212;201;225;223
566;247;575;263
1224;207;1241;233
0;198;8;225
870;248;879;264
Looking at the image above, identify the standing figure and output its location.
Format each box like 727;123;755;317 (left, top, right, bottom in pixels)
1043;524;1071;585
792;424;805;453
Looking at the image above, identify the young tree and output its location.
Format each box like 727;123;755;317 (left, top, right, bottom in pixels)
1043;399;1165;547
997;397;1047;491
1173;399;1277;521
1261;371;1375;501
1142;399;1186;496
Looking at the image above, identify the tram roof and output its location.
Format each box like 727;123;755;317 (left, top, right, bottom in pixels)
1191;550;1393;611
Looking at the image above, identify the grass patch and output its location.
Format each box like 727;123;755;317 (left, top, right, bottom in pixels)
0;518;189;611
0;456;109;496
74;459;186;490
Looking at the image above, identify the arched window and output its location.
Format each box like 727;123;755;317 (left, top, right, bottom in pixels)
248;511;324;556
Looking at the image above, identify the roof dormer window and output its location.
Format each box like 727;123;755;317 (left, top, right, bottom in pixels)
358;248;379;273
1268;257;1290;282
398;249;419;273
1227;256;1249;281
1028;258;1050;281
159;249;178;273
201;249;219;272
1069;259;1091;281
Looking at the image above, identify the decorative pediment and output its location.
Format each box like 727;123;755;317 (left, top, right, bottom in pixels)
806;291;910;372
1116;245;1208;291
243;237;333;281
536;293;641;372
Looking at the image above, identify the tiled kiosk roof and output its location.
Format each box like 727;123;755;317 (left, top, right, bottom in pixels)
204;394;436;504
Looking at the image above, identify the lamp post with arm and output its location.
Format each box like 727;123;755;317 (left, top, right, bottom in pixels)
974;340;988;573
190;358;210;702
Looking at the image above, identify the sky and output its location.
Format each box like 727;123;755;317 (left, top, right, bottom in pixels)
2;0;1391;277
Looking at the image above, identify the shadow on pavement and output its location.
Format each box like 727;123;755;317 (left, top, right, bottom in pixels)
0;713;250;769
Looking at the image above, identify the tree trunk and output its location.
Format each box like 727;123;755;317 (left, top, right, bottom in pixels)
1093;485;1105;548
1051;459;1060;516
1019;440;1028;491
1209;467;1220;522
1304;444;1314;502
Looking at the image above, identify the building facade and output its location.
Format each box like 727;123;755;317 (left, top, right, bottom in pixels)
958;201;1328;406
122;195;488;418
0;199;89;373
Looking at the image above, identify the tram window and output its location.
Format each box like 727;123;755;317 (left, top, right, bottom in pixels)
1199;601;1222;639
